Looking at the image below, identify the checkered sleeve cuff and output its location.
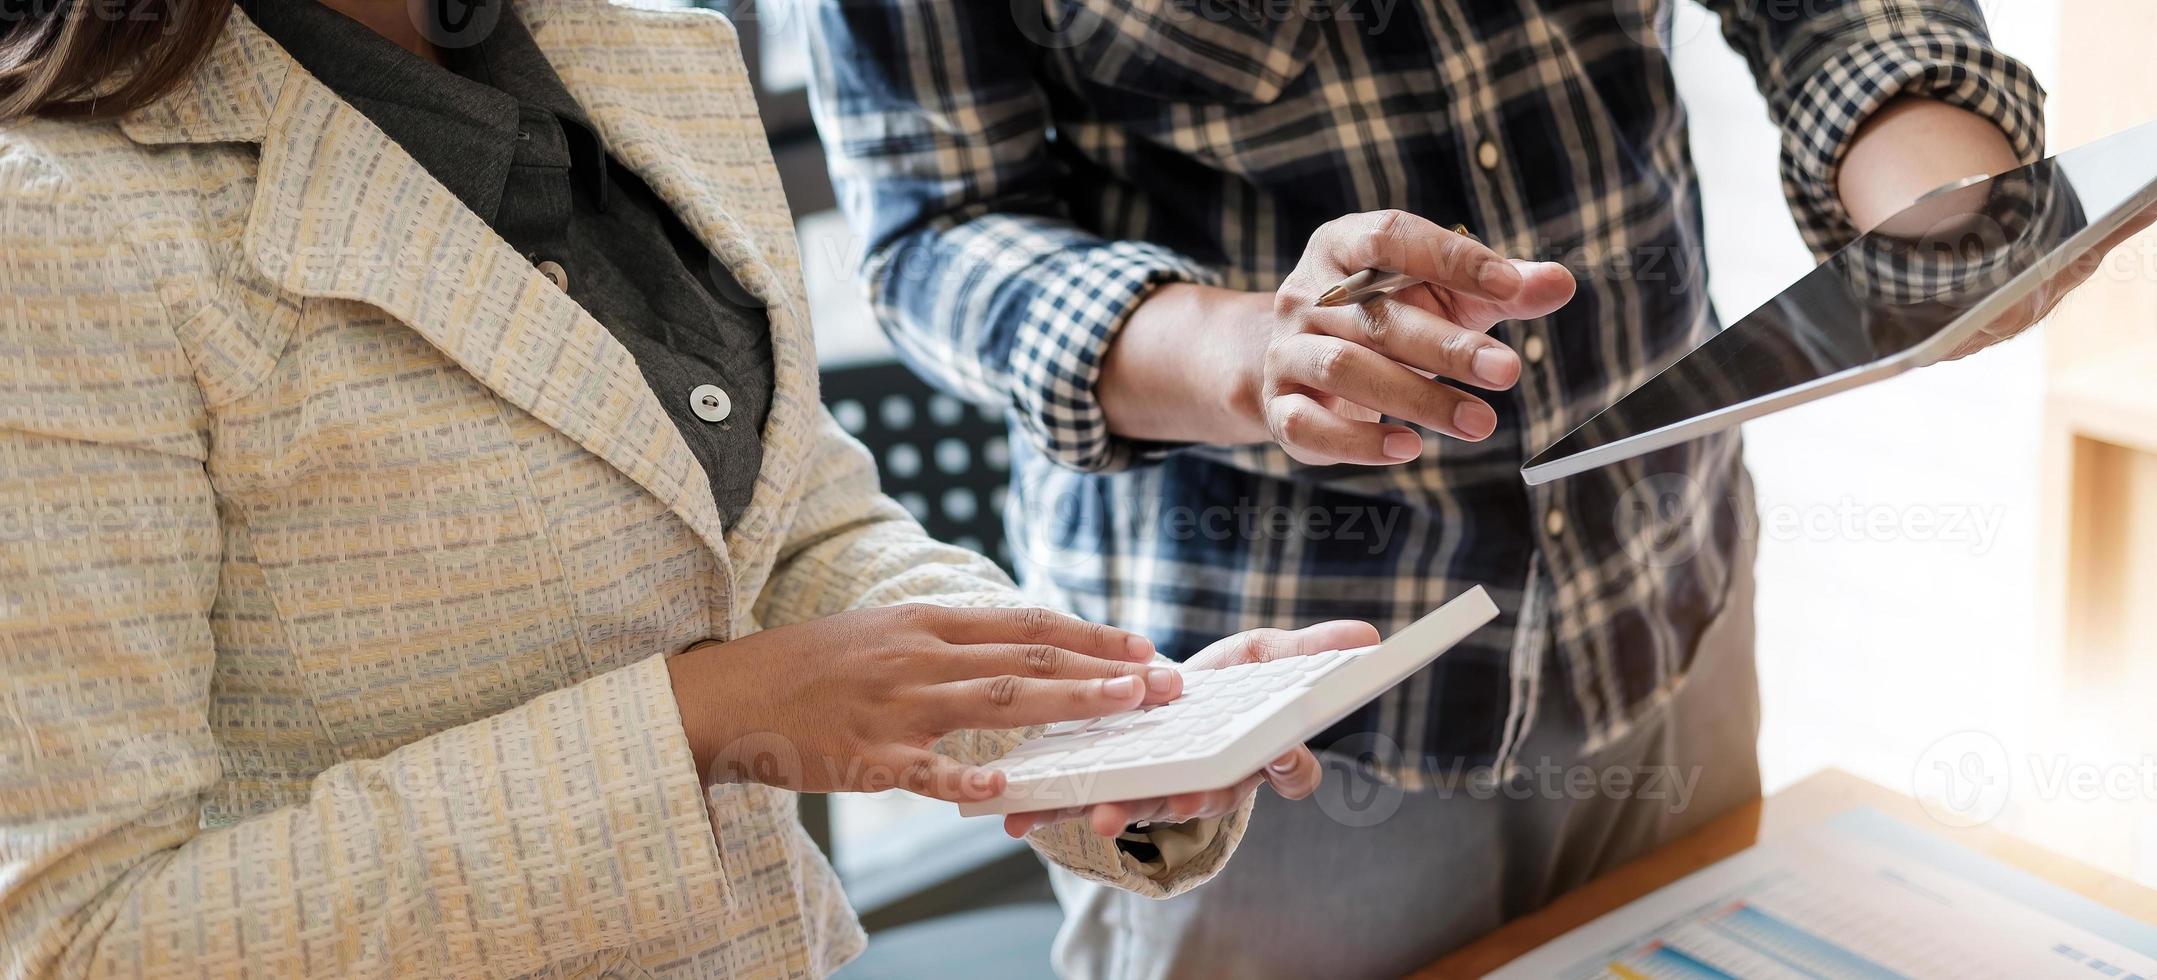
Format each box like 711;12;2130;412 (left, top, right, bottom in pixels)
1003;237;1220;473
1777;16;2047;256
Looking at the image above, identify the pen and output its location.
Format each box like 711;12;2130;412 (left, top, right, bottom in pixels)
1316;224;1482;308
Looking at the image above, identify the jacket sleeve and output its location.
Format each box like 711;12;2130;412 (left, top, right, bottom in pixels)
803;0;1215;475
0;149;736;980
754;408;1248;898
1699;0;2047;255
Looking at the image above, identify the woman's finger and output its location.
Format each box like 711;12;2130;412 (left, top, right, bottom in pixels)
936;607;1156;663
950;644;1181;703
1000;800;1138;838
1087;800;1150;837
926;673;1149;730
1186;619;1382;669
1003;806;1087;838
1262;747;1323;800
878;749;1005;804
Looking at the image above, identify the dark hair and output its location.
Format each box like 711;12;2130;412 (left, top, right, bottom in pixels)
0;0;232;121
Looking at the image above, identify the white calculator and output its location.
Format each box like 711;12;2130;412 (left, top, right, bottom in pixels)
957;586;1500;817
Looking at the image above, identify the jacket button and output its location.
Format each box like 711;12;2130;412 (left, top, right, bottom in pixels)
1523;334;1546;365
536;260;569;291
690;383;732;423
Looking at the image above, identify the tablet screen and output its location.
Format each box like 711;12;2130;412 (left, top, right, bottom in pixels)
1524;118;2157;482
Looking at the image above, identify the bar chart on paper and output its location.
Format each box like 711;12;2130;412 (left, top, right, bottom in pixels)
1586;877;2026;979
1496;809;2157;980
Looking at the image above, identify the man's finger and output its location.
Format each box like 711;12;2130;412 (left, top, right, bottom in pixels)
1268;333;1498;440
1305;296;1520;389
1417;258;1578;332
1265;391;1423;466
1313;210;1523;301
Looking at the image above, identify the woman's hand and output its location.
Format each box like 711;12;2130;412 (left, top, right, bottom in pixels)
666;605;1182;803
1002;619;1382;838
1097;211;1576;465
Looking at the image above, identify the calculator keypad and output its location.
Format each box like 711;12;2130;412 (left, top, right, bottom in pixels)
987;649;1359;783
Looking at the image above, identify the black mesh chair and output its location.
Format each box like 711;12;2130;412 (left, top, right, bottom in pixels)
822;360;1015;576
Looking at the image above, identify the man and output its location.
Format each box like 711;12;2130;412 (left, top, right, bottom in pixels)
806;0;2041;975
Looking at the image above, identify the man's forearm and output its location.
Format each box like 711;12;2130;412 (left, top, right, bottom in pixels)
1097;283;1272;445
1838;96;2025;232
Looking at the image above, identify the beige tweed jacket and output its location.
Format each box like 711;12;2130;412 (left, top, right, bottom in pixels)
0;3;1249;977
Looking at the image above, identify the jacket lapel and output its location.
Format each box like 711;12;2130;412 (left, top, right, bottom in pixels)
238;65;739;570
521;0;821;566
122;4;821;592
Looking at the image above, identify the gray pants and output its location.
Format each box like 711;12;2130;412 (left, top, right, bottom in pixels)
1048;541;1761;980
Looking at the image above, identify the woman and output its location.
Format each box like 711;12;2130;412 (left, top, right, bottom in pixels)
0;1;1367;975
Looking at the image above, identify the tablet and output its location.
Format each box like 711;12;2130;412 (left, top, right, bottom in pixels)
1522;117;2157;486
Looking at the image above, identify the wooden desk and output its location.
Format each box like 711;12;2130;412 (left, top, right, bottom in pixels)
1416;768;2157;978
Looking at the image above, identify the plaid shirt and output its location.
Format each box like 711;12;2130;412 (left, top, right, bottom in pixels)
804;0;2043;776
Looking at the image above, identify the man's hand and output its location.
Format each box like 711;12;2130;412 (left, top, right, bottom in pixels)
1099;211;1576;465
1000;619;1381;838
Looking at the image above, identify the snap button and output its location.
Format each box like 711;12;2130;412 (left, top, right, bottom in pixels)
690;383;732;423
1545;508;1566;538
1477;140;1501;171
536;260;569;291
1523;334;1546;365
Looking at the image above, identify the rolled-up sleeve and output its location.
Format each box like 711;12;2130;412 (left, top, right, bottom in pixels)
1701;0;2047;255
806;0;1214;473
